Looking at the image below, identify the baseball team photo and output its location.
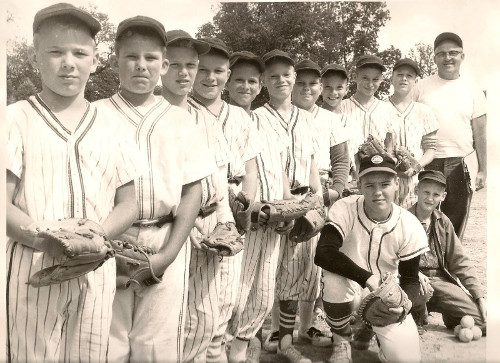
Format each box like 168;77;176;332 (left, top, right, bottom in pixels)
4;0;493;362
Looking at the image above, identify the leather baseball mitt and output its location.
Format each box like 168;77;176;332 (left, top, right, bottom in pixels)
228;188;253;234
24;218;114;287
288;194;326;242
394;145;421;172
358;135;394;161
109;239;163;289
358;272;413;327
200;221;244;256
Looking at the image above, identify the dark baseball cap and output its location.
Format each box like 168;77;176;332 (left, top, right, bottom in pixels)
434;32;463;49
356;54;386;72
33;3;101;37
262;49;294;66
321;63;348;78
393;58;420;76
229;51;265;72
295;59;321;77
200;37;230;58
418;170;447;186
165;29;210;54
358;153;397;178
116;16;167;46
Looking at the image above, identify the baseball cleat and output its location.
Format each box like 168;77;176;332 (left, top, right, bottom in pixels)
263;330;279;353
327;340;352;363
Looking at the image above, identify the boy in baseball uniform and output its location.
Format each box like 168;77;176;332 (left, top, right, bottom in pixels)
387;58;439;208
188;38;263;363
6;4;141;361
225;51;294;363
159;30;238;363
340;55;396;178
291;59;350;346
95;17;216;362
315;153;428;363
258;49;324;363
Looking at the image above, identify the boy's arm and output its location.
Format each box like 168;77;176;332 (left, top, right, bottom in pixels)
309;157;322;198
281;150;293;199
471;114;487;191
242;157;258;202
398;255;422;306
150;180;202;276
214;164;234;223
101;180;138;239
329;141;350;199
315;224;373;287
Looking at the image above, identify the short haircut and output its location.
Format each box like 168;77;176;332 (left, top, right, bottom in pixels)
34;15;96;49
115;26;166;56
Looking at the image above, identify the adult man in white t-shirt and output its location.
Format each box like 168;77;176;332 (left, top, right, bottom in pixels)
414;32;486;239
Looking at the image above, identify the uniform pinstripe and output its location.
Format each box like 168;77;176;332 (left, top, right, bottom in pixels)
186;98;262;362
387;100;440;208
6;95;140;363
259;103;322;302
228;110;287;341
340;96;396;153
96;94;216;363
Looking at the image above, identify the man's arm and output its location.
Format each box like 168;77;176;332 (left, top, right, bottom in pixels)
102;180;138;239
150;180;202;276
471;114;487;190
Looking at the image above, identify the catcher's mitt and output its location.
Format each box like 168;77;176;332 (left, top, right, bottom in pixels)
228;188;253;234
288;194;326;242
109;240;163;289
200;221;243;256
394;145;421;172
250;192;319;231
358;135;394;161
358;272;413;327
24;218;114;287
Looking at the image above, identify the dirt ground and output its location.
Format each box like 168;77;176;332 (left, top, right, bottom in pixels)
259;188;487;363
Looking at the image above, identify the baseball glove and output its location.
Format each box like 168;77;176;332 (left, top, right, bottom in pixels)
24;218;114;287
109;239;163;289
200;221;244;256
358;272;413;327
288;194;326;242
394;145;421;172
228;188;253;234
250;192;319;231
342;181;361;198
358;135;394;160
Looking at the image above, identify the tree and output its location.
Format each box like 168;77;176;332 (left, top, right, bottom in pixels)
407;42;436;78
196;2;398;105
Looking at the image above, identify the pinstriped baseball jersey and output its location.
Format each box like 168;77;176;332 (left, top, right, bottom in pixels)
189;98;263;179
6;94;141;363
326;195;429;277
96;94;217;218
258;103;319;187
310;105;349;171
340;96;396;152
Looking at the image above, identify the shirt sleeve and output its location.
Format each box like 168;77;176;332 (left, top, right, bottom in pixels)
329;113;349;147
326;196;358;239
114;135;147;189
472;87;487;119
241;111;264;162
6;104;25;179
398;211;430;261
420;103;440;134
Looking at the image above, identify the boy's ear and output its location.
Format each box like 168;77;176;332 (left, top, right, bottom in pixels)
442;191;447;201
394;176;400;188
160;58;170;76
90;48;99;74
28;46;38;71
110;54;119;74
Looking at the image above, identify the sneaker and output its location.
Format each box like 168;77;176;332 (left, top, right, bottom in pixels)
245;337;261;363
298;327;333;347
263;330;279;353
327;341;352;363
277;343;312;363
313;308;333;337
351;324;375;350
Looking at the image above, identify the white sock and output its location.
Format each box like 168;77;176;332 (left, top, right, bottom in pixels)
299;300;315;333
228;339;248;363
270;300;280;332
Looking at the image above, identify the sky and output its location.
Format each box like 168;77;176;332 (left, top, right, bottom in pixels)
6;0;500;90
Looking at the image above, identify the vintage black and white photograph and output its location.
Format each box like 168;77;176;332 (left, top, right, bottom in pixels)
4;0;497;362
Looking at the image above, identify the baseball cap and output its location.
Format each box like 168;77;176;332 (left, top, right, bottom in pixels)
200;37;230;58
229;51;265;72
393;58;420;76
358;153;397;178
262;49;294;66
434;32;463;49
356;54;386;72
116;16;167;46
295;59;321;77
321;63;348;78
165;29;210;54
418;170;447;186
33;3;101;37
